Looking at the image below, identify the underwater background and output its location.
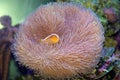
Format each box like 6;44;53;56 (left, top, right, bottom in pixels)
0;0;120;80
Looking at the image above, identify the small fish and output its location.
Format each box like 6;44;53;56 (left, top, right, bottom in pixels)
40;33;59;44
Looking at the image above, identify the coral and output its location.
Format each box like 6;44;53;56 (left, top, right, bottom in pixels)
103;8;117;23
13;2;104;79
0;15;19;80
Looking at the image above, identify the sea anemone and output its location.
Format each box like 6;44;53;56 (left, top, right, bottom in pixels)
13;2;104;79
